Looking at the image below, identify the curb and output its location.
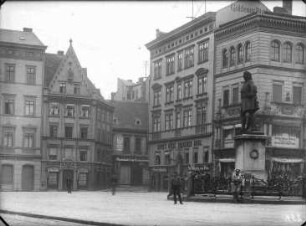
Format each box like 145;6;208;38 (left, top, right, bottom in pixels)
0;209;126;226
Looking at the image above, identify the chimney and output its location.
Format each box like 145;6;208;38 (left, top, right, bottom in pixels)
156;29;161;38
57;50;64;56
23;27;33;32
283;0;292;15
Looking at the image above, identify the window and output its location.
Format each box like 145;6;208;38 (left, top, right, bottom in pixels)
49;125;58;138
59;83;66;93
64;147;73;160
193;151;198;164
183;108;192;127
184;152;189;164
283;42;292;63
24;133;34;148
177;83;182;100
223;89;230;107
296;43;304;64
26;66;36;85
25;99;35;116
4;98;14;115
81;105;90;118
204;150;209;163
184;79;192;98
184;46;194;68
123;137;130;152
197;76;207;95
198;41;208;63
196;103;206;125
135;137;142;153
272;83;283;102
152;114;161;132
3;131;14;147
177;51;183;71
49;103;59;116
271;40;280;61
155;154;161;165
79;149;88;161
165;85;174;103
153;89;161;106
166;55;175;75
74;84;80;94
65;105;75;117
1;165;13;185
237;44;243;64
49;147;58;160
293;86;302;105
5;64;15;82
165;153;170;165
165;112;173;131
222;49;228;68
153;60;162;79
245;41;251;62
229;46;236;66
176;110;181;129
65;125;73;138
80;127;88;139
232;86;239;104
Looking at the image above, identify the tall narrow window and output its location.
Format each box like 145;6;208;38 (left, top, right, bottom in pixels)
1;165;13;185
283;42;292;63
80;127;88;139
183;108;192;127
25;99;35;116
296;43;304;64
153;89;161;106
81;105;90;118
232;86;239;104
65;126;73;138
3;131;14;147
135;137;142;153
196;103;206;126
271;40;280;62
183;80;192;98
60;83;66;93
49;125;58;138
237;44;243;64
177;83;182;100
166;55;175;75
176;110;181;129
74;84;80;94
65;105;75;117
49;103;59;115
293;86;302;105
24;133;34;148
153;60;162;79
184;46;194;69
165;85;174;103
177;51;183;71
229;46;236;66
152;114;161;132
165;112;173;131
272;83;283;102
198;41;209;64
49;147;58;160
123;137;130;153
222;49;228;68
5;64;15;83
197;76;207;95
79;148;88;161
4;98;14;115
26;66;36;85
223;89;230;107
245;41;251;62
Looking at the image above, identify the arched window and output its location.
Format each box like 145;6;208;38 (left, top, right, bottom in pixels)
245;41;251;62
222;49;228;68
296;43;304;64
283;42;292;63
237;43;243;64
229;46;236;66
271;40;280;61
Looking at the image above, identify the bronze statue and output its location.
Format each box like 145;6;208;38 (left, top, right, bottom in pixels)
241;71;259;132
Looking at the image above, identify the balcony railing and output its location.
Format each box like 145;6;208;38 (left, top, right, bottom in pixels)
149;123;212;141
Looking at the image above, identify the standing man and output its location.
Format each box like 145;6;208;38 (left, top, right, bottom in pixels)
66;177;72;194
111;173;118;196
231;169;242;202
171;172;183;204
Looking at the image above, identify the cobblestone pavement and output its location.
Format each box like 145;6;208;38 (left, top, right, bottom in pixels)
1;191;305;226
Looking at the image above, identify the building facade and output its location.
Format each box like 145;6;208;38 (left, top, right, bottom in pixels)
112;101;149;186
146;13;216;191
41;40;114;191
0;28;46;191
213;1;306;180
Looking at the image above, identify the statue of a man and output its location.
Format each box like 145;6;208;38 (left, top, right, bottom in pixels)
241;71;259;132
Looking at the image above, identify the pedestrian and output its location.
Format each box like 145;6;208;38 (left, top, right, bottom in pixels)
231;169;242;202
66;177;72;194
111;173;117;196
171;172;183;204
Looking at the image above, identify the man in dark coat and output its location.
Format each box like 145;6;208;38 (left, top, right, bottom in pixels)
66;177;72;194
111;173;118;196
171;172;183;204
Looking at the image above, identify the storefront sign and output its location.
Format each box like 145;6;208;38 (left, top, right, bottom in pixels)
271;136;299;148
48;167;59;172
157;139;202;150
116;156;148;162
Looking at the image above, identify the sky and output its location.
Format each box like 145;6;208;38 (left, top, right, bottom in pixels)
1;1;306;99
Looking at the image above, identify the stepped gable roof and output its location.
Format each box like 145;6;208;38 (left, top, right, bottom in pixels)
0;28;46;47
112;101;148;131
44;53;64;86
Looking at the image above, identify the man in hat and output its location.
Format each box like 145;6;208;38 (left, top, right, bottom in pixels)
231;169;243;202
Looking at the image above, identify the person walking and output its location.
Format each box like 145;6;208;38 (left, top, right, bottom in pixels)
111;173;118;196
66;177;72;194
171;172;183;204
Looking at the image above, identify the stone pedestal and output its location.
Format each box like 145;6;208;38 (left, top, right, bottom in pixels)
234;133;268;181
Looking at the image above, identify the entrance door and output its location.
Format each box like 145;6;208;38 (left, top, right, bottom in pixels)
22;165;34;191
119;164;131;185
62;170;73;191
131;163;143;186
48;172;59;190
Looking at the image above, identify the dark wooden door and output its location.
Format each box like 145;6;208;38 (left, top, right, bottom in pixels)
62;170;73;191
22;165;34;191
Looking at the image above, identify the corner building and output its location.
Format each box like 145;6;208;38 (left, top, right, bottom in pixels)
41;40;113;191
146;13;216;191
0;28;46;191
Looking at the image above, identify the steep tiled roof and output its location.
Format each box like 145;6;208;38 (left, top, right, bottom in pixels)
0;28;45;47
44;53;63;86
112;101;148;131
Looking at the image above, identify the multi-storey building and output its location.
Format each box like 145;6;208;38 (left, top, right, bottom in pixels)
0;28;46;191
112;101;149;186
111;77;149;102
41;40;114;191
146;12;216;191
213;1;306;180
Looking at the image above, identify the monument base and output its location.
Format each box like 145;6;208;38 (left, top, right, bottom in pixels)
234;133;268;181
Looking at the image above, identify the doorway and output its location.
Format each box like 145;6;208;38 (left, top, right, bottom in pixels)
62;170;74;191
22;165;34;191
